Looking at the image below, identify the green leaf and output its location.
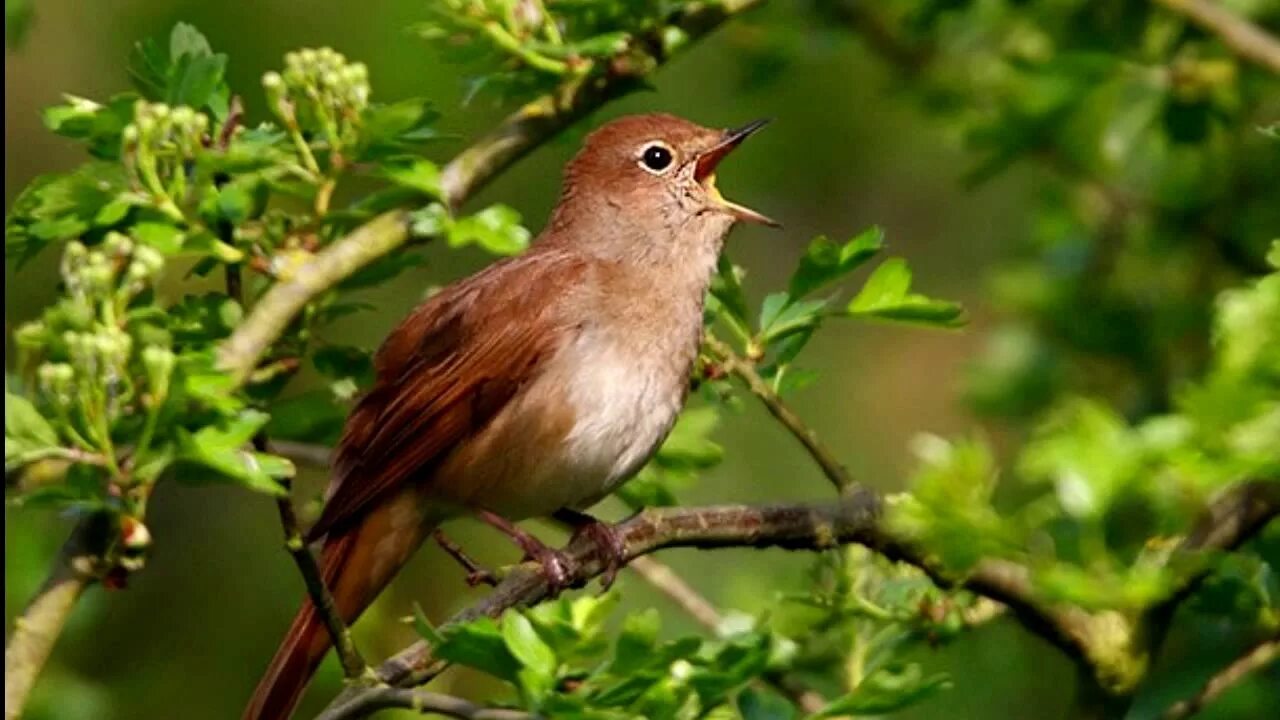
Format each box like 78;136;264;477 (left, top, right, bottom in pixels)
5;390;59;472
449;205;530;256
738;687;798;720
128;23;229;117
132;222;185;254
265;390;347;444
760;297;828;345
711;256;751;328
411;603;445;645
1018;400;1144;518
611;608;660;674
809;664;950;718
372;156;442;198
502;611;558;679
6;162;128;266
653;406;722;470
338;250;426;290
433;617;522;682
358;98;441;160
313;345;374;389
789;228;884;300
168;293;243;345
41;92;140;160
846;259;964;327
175;410;290;495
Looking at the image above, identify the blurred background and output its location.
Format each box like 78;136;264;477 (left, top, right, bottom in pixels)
5;1;1275;719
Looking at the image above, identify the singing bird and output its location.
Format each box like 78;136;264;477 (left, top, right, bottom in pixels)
244;113;776;719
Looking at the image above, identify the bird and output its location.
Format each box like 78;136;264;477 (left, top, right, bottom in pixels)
243;112;776;720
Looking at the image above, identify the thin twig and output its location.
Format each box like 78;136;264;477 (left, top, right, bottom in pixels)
268;439;333;467
1161;635;1280;720
1139;480;1280;661
704;334;857;493
1154;0;1280;75
274;487;369;678
628;556;724;631
318;687;536;720
226;262;369;680
4;514;110;720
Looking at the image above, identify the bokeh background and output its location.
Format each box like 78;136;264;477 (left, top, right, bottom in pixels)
4;1;1272;719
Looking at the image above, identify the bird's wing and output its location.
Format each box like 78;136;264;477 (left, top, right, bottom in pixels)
306;249;587;540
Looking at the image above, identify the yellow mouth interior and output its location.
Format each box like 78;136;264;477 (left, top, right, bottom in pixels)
701;172;724;202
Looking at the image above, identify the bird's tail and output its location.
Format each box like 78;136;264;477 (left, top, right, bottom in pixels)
242;493;438;720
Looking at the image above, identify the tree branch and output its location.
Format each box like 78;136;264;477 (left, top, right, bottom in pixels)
4;514;111;720
318;687;536;720
1139;480;1280;658
627;556;725;632
1160;635;1280;720
705;333;1115;679
1153;0;1280;75
318;493;882;717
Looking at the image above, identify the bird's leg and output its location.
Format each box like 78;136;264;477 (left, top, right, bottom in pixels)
432;529;498;587
553;508;626;591
475;509;575;594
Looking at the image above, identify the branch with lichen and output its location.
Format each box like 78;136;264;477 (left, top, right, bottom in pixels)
317;493;883;719
1153;0;1280;75
4;515;113;720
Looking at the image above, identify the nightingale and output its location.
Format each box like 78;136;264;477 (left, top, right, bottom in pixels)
244;113;775;720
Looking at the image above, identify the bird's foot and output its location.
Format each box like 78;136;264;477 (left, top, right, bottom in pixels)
477;510;577;596
554;509;626;591
433;529;498;587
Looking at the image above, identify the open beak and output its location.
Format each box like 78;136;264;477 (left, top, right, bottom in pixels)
693;118;780;228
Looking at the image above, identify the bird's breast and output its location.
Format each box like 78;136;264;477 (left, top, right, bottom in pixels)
432;322;693;521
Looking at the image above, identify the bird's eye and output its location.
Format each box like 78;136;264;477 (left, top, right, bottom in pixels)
639;143;674;174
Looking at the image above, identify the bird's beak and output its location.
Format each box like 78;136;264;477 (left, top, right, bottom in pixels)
693;118;780;228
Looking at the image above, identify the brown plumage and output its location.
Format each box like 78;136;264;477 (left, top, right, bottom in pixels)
243;113;774;720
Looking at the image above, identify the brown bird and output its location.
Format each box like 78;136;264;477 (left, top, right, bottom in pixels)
243;113;775;720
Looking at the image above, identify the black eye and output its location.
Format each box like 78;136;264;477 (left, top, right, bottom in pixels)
641;145;673;172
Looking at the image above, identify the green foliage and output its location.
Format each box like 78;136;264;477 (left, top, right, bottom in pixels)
419;562;958;720
892;253;1280;611
710;226;962;397
7;4;1280;719
3;22;532;559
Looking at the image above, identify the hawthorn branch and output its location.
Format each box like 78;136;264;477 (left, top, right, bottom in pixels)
4;514;111;720
1161;635;1280;720
317;494;882;718
1153;0;1280;75
227;258;369;681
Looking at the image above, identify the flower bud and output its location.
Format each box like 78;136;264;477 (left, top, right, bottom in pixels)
141;345;176;392
15;322;46;349
133;245;165;275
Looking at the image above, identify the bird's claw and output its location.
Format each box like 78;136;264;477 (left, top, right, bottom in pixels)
569;520;626;591
433;529;499;587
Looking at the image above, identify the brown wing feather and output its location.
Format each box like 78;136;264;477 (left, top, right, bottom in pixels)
307;248;588;540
